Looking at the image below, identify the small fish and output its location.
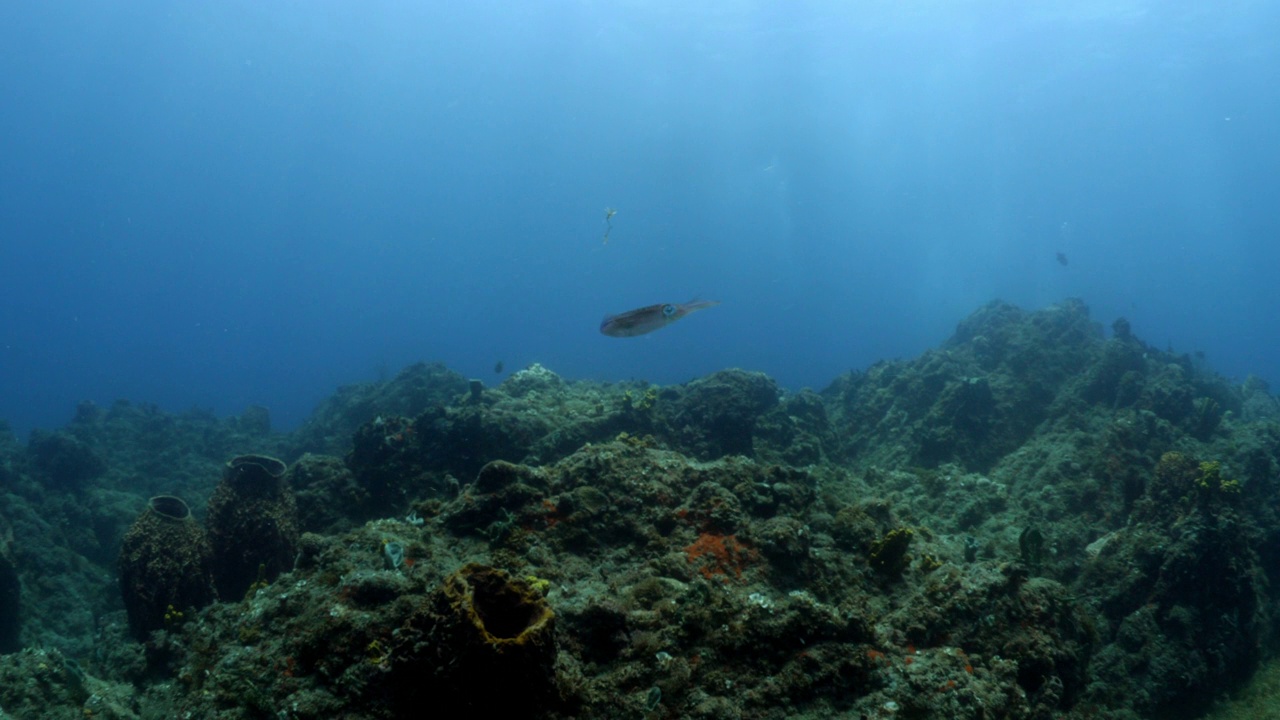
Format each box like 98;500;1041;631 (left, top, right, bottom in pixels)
494;361;504;374
1056;251;1069;266
600;300;720;338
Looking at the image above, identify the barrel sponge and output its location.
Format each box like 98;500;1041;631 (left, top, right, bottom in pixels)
0;538;19;653
118;495;216;640
396;564;558;712
444;563;555;652
206;454;299;600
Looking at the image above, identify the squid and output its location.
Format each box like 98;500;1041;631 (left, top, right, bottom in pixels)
600;300;720;338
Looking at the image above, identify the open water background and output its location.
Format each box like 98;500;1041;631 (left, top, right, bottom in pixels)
1;1;1277;436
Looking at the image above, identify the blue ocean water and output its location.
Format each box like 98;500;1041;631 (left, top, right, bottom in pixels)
1;1;1277;439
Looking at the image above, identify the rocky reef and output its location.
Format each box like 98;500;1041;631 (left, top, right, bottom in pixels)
1;298;1279;719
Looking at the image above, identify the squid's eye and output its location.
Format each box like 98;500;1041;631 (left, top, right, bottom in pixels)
662;304;676;317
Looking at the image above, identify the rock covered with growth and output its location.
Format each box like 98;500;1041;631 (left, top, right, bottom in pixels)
659;368;781;459
1078;451;1265;718
4;298;1280;719
823;299;1105;471
26;429;106;489
323;363;835;528
124;436;1082;719
288;452;361;534
286;362;471;457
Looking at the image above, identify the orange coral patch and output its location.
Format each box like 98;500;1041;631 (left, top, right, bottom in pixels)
684;533;757;581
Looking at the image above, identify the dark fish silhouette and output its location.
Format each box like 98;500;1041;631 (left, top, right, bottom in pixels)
1056;252;1069;266
494;361;504;374
600;300;720;338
